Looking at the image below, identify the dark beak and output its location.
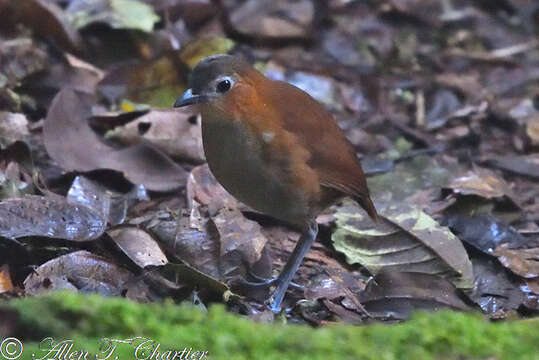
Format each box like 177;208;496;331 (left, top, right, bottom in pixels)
174;88;205;107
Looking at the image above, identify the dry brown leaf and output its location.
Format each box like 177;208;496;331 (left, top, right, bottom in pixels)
186;164;241;212
359;272;471;320
44;88;187;192
8;0;82;53
447;167;520;206
494;244;539;279
24;250;135;296
108;226;168;268
0;195;106;241
105;109;205;163
0;264;14;294
0;112;29;147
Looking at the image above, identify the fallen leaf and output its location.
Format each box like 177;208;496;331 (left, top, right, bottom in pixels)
108;226;168;268
494;244;539;279
186;164;241;213
333;202;473;289
0;141;35;199
98;53;186;108
485;154;539;179
171;203;268;283
0;112;29;147
44;88;187;192
67;176;148;225
367;155;458;203
359;272;471;320
0;37;49;89
0;264;14;294
526;114;539;146
467;256;528;316
19;52;105;108
0;195;106;241
444;214;529;254
210;207;268;276
527;278;539;295
287;71;340;110
24;250;136;296
158;262;229;298
8;0;82;53
171;207;220;279
105;108;205;163
147;0;217;27
67;176;111;222
179;37;235;69
230;0;313;39
66;0;160;33
424;88;461;130
446;167;520;205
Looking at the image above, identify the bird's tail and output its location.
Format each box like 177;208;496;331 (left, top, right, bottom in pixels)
354;194;379;222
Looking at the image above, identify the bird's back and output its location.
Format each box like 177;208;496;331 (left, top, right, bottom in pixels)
261;79;378;220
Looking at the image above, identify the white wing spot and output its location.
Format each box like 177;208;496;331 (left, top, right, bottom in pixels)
262;131;275;143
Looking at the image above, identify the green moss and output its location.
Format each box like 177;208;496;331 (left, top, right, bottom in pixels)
3;292;538;360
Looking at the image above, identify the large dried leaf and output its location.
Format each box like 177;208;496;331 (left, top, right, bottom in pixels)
186;164;241;212
44;88;187;192
171;205;268;282
105;109;205;163
444;214;530;254
486;154;539;179
359;272;471;320
6;0;82;53
494;244;539;279
67;176;148;225
210;207;267;271
108;227;168;268
0;195;105;241
24;250;136;296
158;262;229;298
230;0;314;39
332;202;473;289
367;156;458;203
172;207;220;279
467;256;530;316
446;167;520;205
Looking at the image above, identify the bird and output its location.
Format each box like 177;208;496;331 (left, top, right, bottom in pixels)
174;54;377;313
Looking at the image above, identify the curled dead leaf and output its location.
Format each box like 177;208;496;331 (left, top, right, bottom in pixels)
494;244;539;279
359;272;471;320
333;202;473;289
447;167;520;206
44;88;187;192
108;226;168;268
105;109;205;163
0;195;105;241
24;250;135;296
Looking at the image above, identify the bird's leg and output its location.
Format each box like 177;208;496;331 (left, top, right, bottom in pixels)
268;220;319;313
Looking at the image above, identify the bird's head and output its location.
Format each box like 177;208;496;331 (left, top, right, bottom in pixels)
174;54;256;108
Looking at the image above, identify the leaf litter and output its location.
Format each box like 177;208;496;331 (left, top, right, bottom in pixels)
0;0;538;325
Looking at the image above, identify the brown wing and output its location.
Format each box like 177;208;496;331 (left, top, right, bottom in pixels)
263;79;378;220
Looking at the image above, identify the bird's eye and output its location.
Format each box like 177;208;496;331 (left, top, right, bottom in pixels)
216;79;232;93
